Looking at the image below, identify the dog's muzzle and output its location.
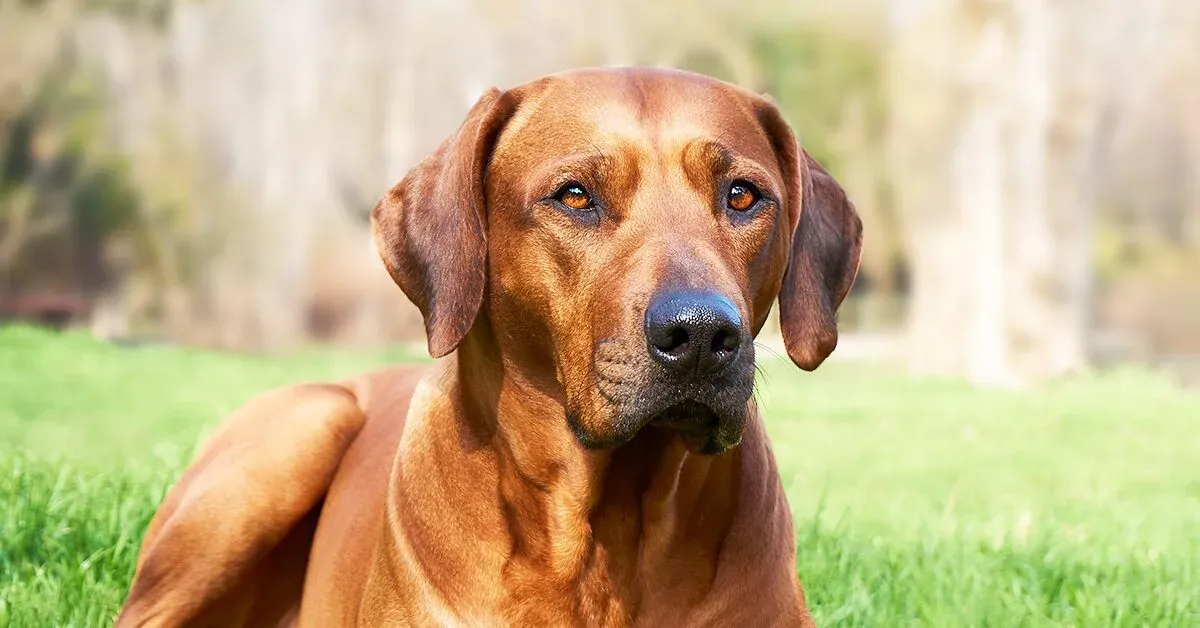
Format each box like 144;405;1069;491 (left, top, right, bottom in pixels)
639;291;753;454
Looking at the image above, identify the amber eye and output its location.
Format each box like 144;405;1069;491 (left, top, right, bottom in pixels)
555;183;593;211
728;181;760;212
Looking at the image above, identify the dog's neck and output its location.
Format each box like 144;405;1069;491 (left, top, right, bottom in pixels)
397;326;747;617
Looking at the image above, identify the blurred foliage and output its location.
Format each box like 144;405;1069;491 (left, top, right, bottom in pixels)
677;16;886;177
1094;223;1200;283
83;0;170;28
1;0;204;324
747;21;885;178
0;45;143;294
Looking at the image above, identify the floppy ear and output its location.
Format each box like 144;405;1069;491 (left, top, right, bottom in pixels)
756;100;863;371
371;88;518;358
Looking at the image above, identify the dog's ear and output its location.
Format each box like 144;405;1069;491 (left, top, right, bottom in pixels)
755;99;863;371
371;88;518;358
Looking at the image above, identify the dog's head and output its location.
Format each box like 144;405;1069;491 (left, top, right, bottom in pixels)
373;68;861;455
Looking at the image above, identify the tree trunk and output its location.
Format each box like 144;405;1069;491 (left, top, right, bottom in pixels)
891;0;1107;386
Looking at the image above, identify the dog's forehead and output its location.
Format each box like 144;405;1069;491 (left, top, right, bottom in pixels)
496;68;774;161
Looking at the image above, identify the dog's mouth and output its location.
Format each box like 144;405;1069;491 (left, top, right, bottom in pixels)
582;340;755;454
648;400;738;455
649;400;719;430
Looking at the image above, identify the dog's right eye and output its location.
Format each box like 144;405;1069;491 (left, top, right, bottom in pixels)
727;181;761;212
554;183;594;211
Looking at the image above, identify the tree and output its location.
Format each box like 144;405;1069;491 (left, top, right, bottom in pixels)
0;0;77;293
889;0;1134;386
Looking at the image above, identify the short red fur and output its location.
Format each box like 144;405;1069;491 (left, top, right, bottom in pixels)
117;67;862;627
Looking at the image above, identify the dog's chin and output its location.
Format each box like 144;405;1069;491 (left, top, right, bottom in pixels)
647;400;742;455
568;397;747;456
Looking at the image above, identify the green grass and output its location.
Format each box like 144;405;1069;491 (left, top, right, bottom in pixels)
2;325;1198;626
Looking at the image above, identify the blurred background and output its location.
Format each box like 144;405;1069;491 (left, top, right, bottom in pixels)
4;2;1200;623
1;0;1199;388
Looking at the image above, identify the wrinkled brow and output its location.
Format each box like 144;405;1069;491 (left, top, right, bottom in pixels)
523;142;645;205
682;139;734;176
504;151;613;211
682;139;781;199
540;151;615;188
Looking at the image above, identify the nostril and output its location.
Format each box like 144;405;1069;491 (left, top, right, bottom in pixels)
654;327;691;356
711;328;740;356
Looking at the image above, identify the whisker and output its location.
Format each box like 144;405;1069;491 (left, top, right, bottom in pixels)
754;341;786;362
752;359;771;383
752;357;773;405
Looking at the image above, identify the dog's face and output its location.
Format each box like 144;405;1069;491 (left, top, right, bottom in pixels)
373;68;861;455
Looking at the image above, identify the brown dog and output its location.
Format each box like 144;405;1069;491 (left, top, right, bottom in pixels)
116;67;862;627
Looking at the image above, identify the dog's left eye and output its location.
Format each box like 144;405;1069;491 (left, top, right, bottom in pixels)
554;183;594;211
727;181;760;212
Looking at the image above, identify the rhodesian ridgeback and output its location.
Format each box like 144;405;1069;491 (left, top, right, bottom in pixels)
116;67;862;627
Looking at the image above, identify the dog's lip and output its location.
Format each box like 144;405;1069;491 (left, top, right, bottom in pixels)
648;400;720;429
646;399;742;455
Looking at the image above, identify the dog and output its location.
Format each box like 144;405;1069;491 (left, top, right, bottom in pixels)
116;67;862;627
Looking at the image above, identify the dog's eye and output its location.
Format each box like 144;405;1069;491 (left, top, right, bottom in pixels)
555;183;593;211
727;181;760;212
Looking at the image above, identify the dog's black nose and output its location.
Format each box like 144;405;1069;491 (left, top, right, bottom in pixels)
645;292;744;375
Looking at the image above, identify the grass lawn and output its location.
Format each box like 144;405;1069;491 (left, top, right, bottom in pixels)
2;324;1198;626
